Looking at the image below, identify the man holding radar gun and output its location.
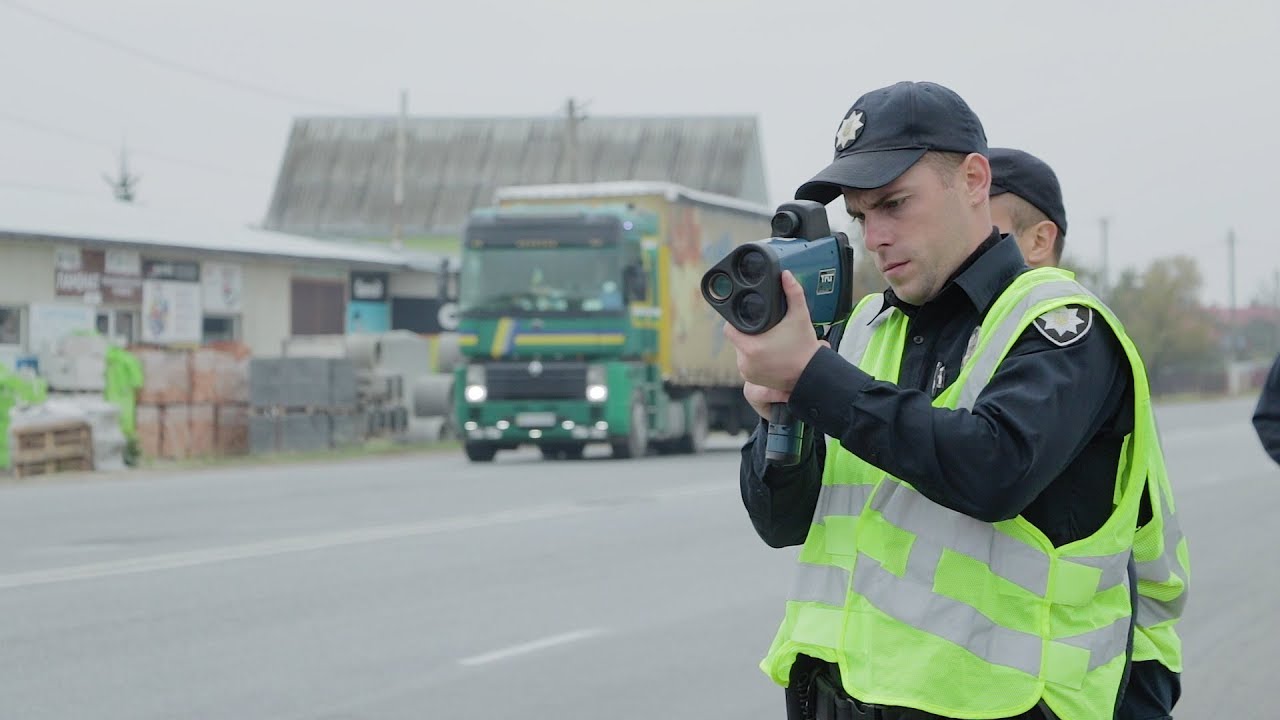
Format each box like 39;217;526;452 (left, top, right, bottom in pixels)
705;81;1181;720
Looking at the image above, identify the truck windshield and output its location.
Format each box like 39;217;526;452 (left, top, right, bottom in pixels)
460;246;625;314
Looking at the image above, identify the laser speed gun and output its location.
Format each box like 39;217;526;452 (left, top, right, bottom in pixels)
700;200;855;466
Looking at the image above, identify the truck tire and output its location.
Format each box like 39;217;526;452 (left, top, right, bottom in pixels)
465;442;497;462
611;397;649;459
676;391;709;454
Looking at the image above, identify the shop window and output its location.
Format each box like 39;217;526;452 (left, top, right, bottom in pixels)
94;309;137;346
0;306;22;346
203;316;239;343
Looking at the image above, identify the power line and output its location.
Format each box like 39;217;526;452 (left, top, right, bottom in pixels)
0;179;101;198
0;111;272;181
0;0;364;113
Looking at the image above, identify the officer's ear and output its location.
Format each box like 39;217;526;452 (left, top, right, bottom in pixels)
961;153;992;207
1025;220;1059;268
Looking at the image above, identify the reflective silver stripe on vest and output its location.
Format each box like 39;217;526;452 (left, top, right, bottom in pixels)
955;280;1101;410
1137;593;1186;626
813;483;875;526
1058;614;1133;671
1135;508;1189;627
837;298;893;366
791;562;850;607
871;482;1051;596
1136;510;1187;583
852;552;1045;677
1069;553;1132;594
789;553;1133;675
871;481;1130;597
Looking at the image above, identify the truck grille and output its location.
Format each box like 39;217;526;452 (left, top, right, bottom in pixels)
485;362;587;401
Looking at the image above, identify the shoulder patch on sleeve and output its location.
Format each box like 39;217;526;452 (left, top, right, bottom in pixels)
1033;305;1093;347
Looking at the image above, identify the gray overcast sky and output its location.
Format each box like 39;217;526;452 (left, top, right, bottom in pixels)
1;0;1276;307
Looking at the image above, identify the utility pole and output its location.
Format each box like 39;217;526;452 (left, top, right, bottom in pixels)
1227;228;1238;359
392;89;408;251
1099;216;1110;295
103;142;140;203
564;97;588;183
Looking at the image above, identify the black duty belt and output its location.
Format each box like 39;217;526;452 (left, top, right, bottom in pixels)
813;673;886;720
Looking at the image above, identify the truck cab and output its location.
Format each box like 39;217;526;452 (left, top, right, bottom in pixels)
454;205;681;461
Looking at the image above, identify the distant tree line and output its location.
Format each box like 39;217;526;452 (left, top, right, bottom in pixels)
845;249;1280;396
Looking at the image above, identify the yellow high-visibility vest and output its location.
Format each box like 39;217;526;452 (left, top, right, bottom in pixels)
761;268;1172;719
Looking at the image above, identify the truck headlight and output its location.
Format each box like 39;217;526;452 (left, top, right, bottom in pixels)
586;363;607;403
465;365;487;403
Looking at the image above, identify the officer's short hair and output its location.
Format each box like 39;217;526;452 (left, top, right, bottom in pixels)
920;151;968;187
1000;193;1066;261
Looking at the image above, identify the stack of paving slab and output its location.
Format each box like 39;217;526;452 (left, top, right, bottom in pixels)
247;357;361;454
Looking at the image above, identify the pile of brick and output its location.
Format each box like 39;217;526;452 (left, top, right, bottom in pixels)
133;343;251;460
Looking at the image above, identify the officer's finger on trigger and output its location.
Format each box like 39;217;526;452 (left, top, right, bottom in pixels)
783;270;812;322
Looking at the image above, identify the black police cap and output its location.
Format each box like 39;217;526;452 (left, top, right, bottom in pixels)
989;147;1068;236
796;81;989;204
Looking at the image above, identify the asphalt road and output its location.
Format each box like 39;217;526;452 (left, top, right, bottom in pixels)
0;395;1273;719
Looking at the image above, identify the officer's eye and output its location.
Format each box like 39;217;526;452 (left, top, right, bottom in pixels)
882;197;907;212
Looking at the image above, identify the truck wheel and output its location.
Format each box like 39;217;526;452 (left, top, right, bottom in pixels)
611;398;649;459
464;442;497;462
677;391;709;454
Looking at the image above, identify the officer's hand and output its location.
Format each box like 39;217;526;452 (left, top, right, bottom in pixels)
744;382;790;421
723;270;823;393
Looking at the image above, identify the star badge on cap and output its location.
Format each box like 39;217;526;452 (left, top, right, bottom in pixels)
1033;305;1093;347
835;111;864;152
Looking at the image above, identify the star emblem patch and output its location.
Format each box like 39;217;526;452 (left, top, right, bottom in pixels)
1033;305;1093;347
835;111;864;151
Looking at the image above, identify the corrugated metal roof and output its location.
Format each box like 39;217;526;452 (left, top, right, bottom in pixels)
494;181;774;218
0;187;413;268
263;115;768;239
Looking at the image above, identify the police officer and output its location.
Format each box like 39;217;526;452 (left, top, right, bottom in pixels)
987;148;1066;269
989;147;1188;720
730;81;1169;720
1255;352;1280;464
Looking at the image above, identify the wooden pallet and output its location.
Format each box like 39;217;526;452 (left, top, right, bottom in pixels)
11;420;94;478
13;455;94;478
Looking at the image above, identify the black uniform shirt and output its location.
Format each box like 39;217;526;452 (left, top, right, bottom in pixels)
1254;353;1280;464
739;231;1139;549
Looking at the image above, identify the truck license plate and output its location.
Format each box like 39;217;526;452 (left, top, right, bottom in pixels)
516;412;557;428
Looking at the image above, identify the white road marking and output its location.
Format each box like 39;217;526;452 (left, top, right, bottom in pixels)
0;502;587;591
458;628;606;667
0;481;732;591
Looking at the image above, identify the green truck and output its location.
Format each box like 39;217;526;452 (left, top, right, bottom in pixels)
454;181;774;461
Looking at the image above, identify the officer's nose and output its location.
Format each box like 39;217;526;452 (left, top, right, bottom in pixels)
862;215;890;252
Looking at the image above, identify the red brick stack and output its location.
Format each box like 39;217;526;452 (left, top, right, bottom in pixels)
132;343;251;460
